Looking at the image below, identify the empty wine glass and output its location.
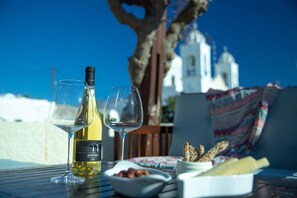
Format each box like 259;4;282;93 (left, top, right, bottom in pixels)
103;86;143;161
49;79;93;185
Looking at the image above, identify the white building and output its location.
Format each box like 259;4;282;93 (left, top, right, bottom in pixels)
214;47;239;88
162;24;239;104
0;93;50;122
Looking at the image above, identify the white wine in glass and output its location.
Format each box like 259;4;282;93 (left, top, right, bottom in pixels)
49;79;93;185
103;86;143;161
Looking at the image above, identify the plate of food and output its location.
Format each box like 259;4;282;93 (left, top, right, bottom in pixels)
103;160;172;197
177;156;270;198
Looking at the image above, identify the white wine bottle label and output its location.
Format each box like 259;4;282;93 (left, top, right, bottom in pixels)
76;141;102;161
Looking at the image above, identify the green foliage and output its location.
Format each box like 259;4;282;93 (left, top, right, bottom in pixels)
161;96;176;123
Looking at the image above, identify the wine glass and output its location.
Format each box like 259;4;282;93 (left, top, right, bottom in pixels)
49;79;93;185
104;86;143;160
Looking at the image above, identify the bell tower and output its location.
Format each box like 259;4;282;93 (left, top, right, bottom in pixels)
180;23;211;93
214;47;239;88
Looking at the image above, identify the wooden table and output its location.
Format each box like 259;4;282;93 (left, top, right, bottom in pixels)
0;162;296;197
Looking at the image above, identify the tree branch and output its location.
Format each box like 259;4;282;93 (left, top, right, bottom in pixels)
127;0;167;87
108;0;144;32
108;0;208;86
108;0;168;87
122;0;149;8
164;0;208;76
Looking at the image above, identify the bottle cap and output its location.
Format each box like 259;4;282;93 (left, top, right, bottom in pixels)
85;66;95;86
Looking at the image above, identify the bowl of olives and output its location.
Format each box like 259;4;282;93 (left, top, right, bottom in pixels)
103;160;172;197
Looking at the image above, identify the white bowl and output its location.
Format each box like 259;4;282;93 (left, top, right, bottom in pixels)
103;160;172;197
176;160;212;174
177;172;253;198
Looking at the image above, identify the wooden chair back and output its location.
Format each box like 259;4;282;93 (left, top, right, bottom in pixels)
114;125;173;161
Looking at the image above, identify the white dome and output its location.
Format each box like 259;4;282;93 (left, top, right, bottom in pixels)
185;23;205;44
218;47;235;64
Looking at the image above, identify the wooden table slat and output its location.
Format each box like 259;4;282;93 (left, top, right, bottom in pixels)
279;188;297;198
0;163;296;198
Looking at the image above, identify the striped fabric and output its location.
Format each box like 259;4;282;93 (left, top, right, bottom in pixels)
127;156;229;169
128;156;183;169
206;85;280;158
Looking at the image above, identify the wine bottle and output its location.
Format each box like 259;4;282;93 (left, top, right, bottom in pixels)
73;66;102;176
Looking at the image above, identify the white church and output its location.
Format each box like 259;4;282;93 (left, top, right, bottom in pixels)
162;24;239;104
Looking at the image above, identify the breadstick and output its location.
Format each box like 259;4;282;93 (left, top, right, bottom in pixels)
198;140;229;162
183;142;190;162
197;144;205;160
189;144;198;162
183;142;198;162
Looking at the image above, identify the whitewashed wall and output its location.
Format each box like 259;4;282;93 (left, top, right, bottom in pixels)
0;94;114;168
0;122;67;165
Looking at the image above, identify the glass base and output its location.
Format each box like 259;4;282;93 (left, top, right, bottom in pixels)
50;171;85;185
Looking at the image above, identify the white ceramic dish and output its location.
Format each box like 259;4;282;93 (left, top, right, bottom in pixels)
176;160;212;174
103;160;172;197
177;172;253;198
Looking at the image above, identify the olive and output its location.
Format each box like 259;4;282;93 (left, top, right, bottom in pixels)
114;168;150;178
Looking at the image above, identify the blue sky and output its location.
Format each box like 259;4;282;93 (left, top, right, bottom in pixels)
0;0;296;101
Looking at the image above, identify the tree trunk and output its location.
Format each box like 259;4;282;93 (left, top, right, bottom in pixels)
139;14;166;125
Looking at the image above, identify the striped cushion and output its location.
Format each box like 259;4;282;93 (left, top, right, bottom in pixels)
206;85;279;158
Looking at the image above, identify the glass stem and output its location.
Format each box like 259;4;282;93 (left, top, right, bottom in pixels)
120;132;126;161
67;132;74;174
